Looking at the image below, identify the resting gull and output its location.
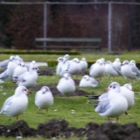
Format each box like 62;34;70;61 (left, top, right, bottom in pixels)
79;75;99;87
56;73;76;96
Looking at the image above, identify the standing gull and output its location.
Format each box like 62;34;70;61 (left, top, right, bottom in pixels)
95;82;128;122
35;86;54;113
0;86;29;120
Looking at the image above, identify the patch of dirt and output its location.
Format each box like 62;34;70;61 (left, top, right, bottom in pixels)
36;67;89;97
0;119;140;139
38;67;54;76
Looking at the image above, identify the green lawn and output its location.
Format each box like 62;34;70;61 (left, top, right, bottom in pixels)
0;52;140;139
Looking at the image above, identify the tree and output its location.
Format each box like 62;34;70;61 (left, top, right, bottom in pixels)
6;0;44;49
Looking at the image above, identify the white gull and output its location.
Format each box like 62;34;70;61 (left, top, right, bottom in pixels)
35;86;54;113
89;58;105;79
56;73;76;96
13;61;28;82
16;64;39;87
120;83;135;111
113;58;121;72
0;57;21;80
104;61;121;77
0;86;29;120
121;60;139;80
95;82;128;122
79;75;99;87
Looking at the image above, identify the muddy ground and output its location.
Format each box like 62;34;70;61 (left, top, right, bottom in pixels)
0;68;140;140
0;120;140;140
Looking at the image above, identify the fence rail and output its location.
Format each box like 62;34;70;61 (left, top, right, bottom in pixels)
35;37;102;50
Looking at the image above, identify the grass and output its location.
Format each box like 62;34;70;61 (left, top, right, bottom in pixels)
0;51;140;139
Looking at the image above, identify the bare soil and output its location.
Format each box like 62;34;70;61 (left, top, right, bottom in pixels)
0;120;139;139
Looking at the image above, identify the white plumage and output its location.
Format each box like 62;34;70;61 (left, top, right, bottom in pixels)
0;86;29;120
89;58;105;79
95;82;128;121
79;75;99;87
16;64;38;87
35;86;54;112
79;57;88;71
112;58;121;72
121;60;139;80
56;73;76;96
104;61;120;77
120;83;135;110
0;57;20;80
13;62;28;82
67;58;82;75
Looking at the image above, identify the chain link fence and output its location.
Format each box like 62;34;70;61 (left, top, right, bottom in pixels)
0;1;140;51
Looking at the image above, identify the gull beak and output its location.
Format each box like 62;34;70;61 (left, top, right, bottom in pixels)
105;88;109;91
27;89;32;94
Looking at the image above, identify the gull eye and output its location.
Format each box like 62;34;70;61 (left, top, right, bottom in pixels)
25;88;27;91
42;91;46;94
23;88;27;92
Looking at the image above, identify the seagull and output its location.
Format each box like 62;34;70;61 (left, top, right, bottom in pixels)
56;73;76;96
120;83;135;116
89;58;105;80
13;61;28;82
0;59;9;69
121;60;139;80
35;86;54;113
63;54;70;62
79;75;99;87
67;58;82;75
0;55;23;70
79;57;88;71
56;57;64;76
16;64;39;87
129;60;140;79
26;60;37;70
95;82;128;122
58;57;70;77
0;86;29;120
56;54;72;76
112;58;121;72
0;57;21;80
90;83;135;113
104;61;121;78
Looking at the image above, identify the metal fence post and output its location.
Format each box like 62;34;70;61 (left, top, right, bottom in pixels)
108;2;112;52
43;2;47;50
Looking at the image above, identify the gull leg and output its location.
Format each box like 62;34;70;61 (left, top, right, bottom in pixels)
37;108;42;114
46;108;48;115
16;116;19;121
116;117;119;123
125;112;132;119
